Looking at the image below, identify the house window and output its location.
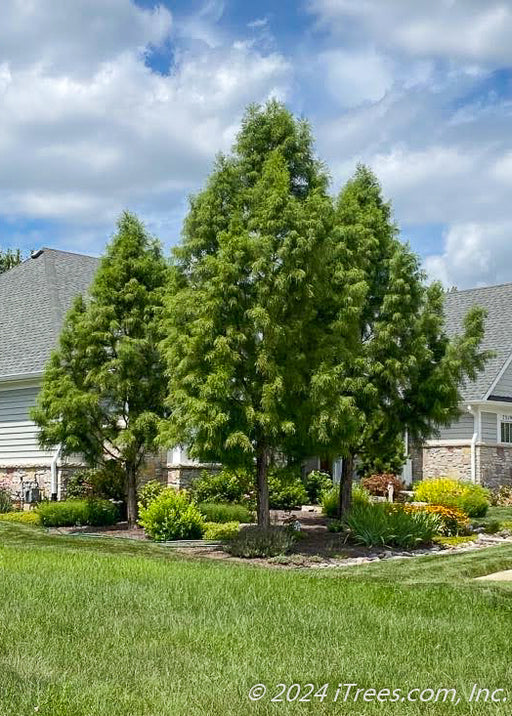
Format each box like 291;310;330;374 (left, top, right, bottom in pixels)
500;418;512;444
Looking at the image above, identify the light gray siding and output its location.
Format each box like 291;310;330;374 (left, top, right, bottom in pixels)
493;359;512;398
0;386;54;463
481;411;497;443
437;413;474;440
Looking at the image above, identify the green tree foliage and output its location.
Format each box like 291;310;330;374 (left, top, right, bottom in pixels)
32;212;168;525
0;248;23;274
332;166;489;512
160;101;363;526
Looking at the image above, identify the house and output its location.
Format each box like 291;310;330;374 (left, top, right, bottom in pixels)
1;249;512;500
414;283;512;489
0;248;204;502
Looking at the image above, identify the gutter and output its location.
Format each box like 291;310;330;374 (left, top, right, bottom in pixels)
467;405;478;484
50;445;62;501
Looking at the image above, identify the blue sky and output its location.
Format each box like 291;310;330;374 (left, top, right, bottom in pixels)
1;0;512;288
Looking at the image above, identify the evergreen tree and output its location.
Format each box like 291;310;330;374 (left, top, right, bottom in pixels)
332;166;489;513
32;213;168;525
160;102;363;526
0;248;22;274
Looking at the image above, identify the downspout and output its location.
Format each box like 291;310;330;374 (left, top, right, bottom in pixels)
50;445;62;501
467;406;478;484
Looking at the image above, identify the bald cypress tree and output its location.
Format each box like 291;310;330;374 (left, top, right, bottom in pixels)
32;212;168;526
332;166;489;513
160;102;363;526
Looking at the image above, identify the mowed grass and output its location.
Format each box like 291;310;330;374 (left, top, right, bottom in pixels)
1;525;512;715
479;506;512;524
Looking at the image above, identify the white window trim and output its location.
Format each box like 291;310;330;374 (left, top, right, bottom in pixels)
497;413;512;445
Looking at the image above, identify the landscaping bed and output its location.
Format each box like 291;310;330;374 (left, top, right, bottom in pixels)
44;508;512;569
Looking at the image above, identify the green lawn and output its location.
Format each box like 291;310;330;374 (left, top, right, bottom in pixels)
478;506;512;525
1;525;512;715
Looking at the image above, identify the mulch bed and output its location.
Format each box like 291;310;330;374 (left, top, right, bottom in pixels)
48;509;512;569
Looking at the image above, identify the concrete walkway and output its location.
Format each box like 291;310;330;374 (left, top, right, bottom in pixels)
475;570;512;581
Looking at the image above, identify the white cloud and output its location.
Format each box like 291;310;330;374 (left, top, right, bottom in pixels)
312;65;512;289
2;0;512;293
0;1;292;250
318;48;393;106
425;223;512;288
309;0;512;64
0;1;172;75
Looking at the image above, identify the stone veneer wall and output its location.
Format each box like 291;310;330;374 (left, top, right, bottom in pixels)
0;466;53;502
0;464;83;502
422;444;472;482
0;454;220;503
477;445;512;489
137;449;168;487
167;464;220;489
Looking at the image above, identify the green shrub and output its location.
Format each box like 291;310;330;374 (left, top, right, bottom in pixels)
343;503;441;549
84;499;120;526
388;507;441;549
225;526;295;558
459;489;489;518
353;484;372;507
189;469;255;505
198;502;254;524
0;483;12;513
483;520;502;534
302;470;332;504
327;520;344;533
66;462;125;501
37;499;119;527
137;480;165;511
0;510;40;525
414;478;490;517
321;484;371;518
138;489;205;542
321;487;339;518
268;468;308;510
88;462;126;501
203;521;240;540
65;470;91;499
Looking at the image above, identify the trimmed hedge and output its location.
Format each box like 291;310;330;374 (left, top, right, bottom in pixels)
198;502;254;524
0;510;41;525
37;499;119;527
203;521;240;540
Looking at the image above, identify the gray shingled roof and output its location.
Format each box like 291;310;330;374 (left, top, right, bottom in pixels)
444;283;512;401
1;248;511;400
0;248;99;379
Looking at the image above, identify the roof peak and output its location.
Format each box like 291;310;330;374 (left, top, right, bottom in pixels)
34;247;99;260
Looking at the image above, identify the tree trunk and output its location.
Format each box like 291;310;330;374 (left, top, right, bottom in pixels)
338;452;354;518
256;446;270;528
126;462;138;528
